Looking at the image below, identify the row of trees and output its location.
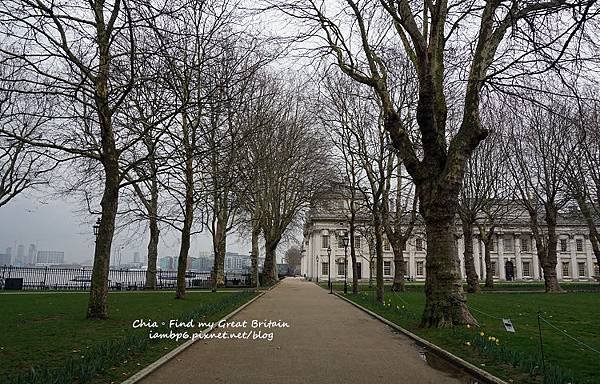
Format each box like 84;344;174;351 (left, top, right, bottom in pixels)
272;0;600;327
320;76;600;307
0;0;332;319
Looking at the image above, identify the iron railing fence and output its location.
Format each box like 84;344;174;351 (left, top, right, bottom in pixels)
0;266;251;290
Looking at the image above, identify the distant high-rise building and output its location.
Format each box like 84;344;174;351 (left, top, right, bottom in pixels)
0;253;11;266
36;250;65;265
28;244;37;265
6;247;12;257
159;256;174;270
133;252;140;263
16;245;25;266
191;256;213;271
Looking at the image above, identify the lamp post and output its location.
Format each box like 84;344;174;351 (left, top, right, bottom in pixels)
327;245;332;294
93;218;101;242
316;255;319;283
341;231;350;294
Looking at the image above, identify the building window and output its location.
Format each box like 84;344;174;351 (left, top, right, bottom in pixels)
562;262;570;277
337;262;345;276
336;200;344;210
560;239;568;252
523;261;531;277
489;240;495;252
321;235;329;249
402;241;407;251
321;262;329;275
594;263;599;276
383;238;391;251
578;262;586;277
504;237;514;252
416;261;424;276
384;261;391;276
416;238;423;251
337;235;345;249
354;236;361;249
491;261;497;277
576;239;583;252
521;238;529;252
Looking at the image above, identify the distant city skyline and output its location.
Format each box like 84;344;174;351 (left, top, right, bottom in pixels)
0;192;294;265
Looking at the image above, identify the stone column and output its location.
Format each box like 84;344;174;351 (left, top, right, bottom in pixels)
556;238;563;280
585;235;594;279
514;233;522;280
497;233;505;280
570;234;578;281
408;237;416;280
473;238;481;280
457;235;465;279
479;239;486;278
532;237;540;280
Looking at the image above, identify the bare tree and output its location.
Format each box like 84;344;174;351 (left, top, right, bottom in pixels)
200;38;269;291
0;0;158;318
382;155;418;292
458;128;510;292
235;74;282;288
256;83;333;285
145;0;240;299
284;246;302;274
506;94;575;292
321;76;390;302
566;95;600;274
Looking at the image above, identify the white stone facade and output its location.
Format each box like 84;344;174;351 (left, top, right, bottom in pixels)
300;200;599;283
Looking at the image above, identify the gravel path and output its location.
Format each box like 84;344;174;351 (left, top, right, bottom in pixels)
139;277;469;384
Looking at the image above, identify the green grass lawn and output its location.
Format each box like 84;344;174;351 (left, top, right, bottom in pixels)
342;289;600;384
0;290;257;383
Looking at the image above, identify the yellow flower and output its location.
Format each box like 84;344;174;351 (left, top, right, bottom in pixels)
480;332;485;337
465;341;471;346
466;324;471;329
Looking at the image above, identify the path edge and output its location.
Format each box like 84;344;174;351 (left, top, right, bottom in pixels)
121;283;279;384
333;292;508;384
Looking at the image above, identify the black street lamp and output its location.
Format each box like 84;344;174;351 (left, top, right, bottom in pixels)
315;255;319;283
327;245;332;294
341;231;350;294
93;218;101;242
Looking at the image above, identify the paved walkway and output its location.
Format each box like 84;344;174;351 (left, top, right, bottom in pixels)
140;278;470;384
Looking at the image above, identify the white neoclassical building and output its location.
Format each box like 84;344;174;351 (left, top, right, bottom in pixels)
300;197;599;283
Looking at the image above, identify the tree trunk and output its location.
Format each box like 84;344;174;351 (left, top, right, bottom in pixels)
484;240;494;288
176;114;194;300
176;206;192;299
391;241;405;292
374;212;384;303
542;212;562;293
86;48;118;318
350;217;358;294
461;220;480;293
211;230;226;291
87;161;119;319
251;219;260;288
211;209;227;291
262;239;279;285
144;214;159;290
420;195;478;327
